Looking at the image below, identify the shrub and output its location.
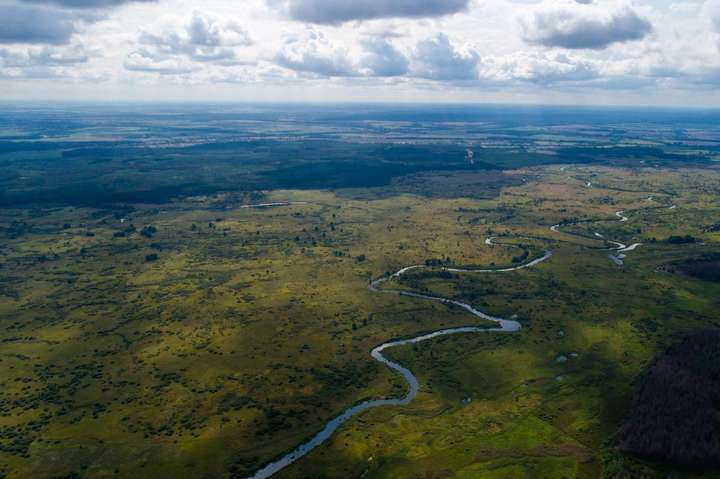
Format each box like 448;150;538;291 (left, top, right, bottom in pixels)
140;226;157;238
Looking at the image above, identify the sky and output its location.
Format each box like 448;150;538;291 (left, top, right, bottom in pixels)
1;0;720;105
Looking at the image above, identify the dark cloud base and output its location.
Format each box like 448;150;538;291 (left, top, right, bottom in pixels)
275;0;469;24
21;0;156;8
523;6;653;50
2;0;156;45
0;4;83;44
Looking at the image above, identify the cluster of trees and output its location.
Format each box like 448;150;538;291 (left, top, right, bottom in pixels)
617;329;720;467
114;224;158;239
512;249;530;264
424;257;453;267
667;235;697;244
140;225;157;238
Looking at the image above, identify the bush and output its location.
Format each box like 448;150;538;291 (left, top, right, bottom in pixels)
140;225;157;238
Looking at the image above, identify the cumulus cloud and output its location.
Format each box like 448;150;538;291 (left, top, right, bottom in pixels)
1;45;88;65
273;32;479;81
412;33;479;81
137;12;252;63
273;31;415;78
360;38;408;76
269;0;469;25
274;30;357;76
521;1;653;50
124;49;196;74
480;51;599;85
0;44;89;78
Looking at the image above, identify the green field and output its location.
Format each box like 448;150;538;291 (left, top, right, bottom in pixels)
1;165;719;478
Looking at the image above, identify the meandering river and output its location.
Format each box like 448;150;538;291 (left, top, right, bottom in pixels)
243;198;659;478
245;247;553;479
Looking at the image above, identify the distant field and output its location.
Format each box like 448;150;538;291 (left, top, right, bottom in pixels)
1;161;719;478
0;104;717;207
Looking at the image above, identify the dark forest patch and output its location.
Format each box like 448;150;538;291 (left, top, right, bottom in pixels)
667;254;720;283
391;170;522;199
617;329;720;467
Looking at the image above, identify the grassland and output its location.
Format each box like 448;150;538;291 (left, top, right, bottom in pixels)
0;165;719;478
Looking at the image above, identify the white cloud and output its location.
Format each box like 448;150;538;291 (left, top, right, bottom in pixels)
0;44;90;78
124;49;196;74
480;51;599;85
412;33;479;81
132;11;252;67
360;37;408;77
0;0;719;104
274;30;358;77
708;0;720;25
706;0;720;50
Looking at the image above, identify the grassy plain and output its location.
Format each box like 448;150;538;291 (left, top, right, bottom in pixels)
0;165;719;478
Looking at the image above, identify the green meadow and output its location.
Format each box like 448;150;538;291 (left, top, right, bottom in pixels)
1;165;719;478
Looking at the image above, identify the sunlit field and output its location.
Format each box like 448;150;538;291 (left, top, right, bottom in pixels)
1;164;719;478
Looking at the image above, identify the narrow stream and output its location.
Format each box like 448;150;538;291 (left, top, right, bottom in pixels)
550;210;643;265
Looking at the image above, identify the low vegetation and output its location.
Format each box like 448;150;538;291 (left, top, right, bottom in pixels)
0;165;718;478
